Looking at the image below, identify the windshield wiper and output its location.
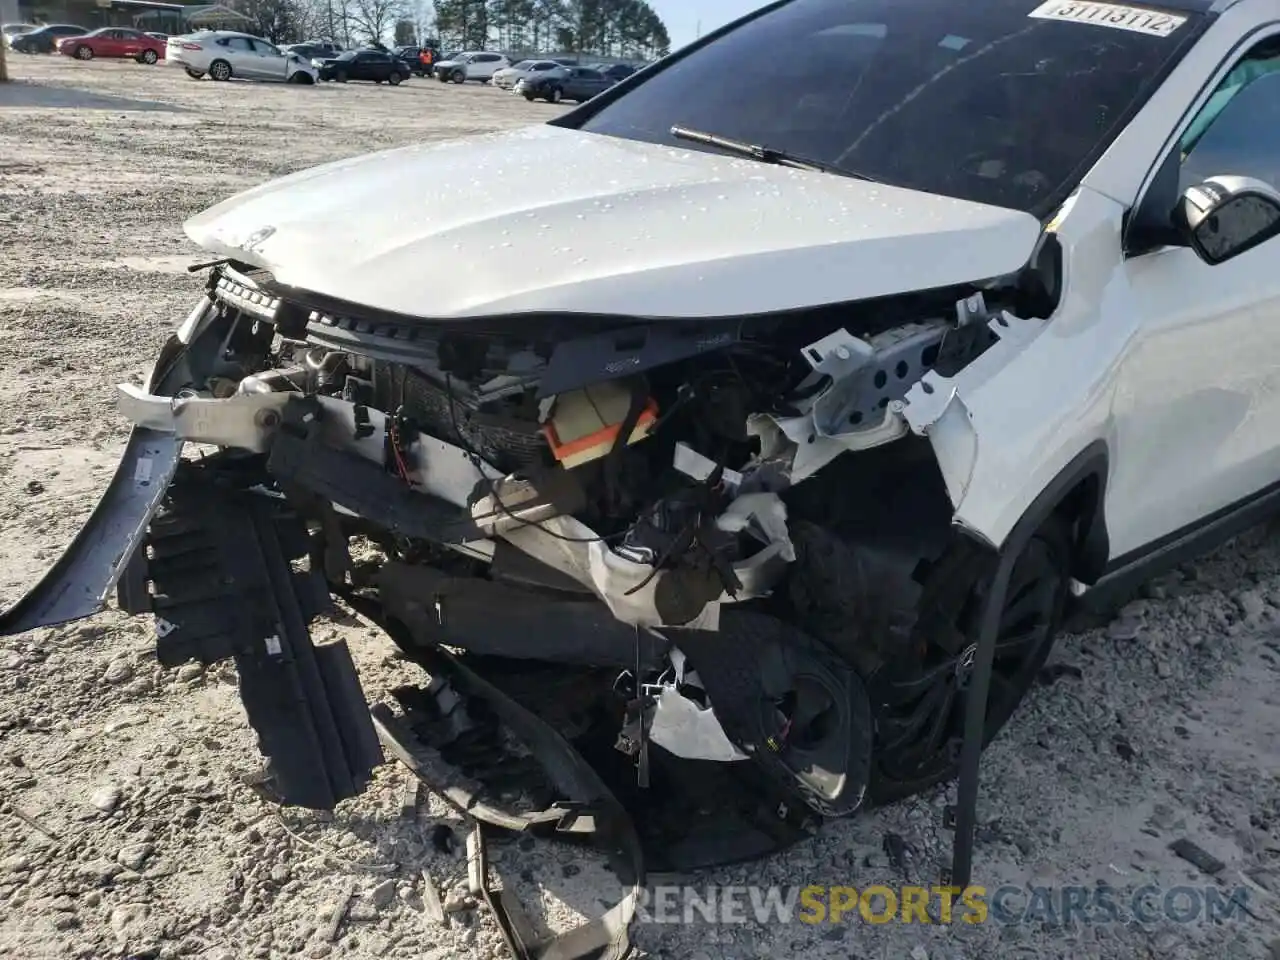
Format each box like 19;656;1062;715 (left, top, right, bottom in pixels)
670;125;875;181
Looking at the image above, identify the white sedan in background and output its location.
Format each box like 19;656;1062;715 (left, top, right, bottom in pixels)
166;31;318;83
491;59;568;90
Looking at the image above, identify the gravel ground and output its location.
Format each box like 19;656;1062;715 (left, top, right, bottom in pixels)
1;55;1279;960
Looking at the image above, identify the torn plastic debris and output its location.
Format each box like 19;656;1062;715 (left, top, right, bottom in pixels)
358;631;643;960
648;686;749;762
500;491;796;630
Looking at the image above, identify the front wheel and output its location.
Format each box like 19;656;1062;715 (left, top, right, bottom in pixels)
865;516;1071;804
184;68;204;79
335;69;348;83
388;72;401;85
546;86;562;104
74;45;93;60
208;59;231;81
522;90;535;101
139;49;158;64
451;69;465;83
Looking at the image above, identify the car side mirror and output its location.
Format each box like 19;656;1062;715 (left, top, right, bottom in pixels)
1177;176;1280;266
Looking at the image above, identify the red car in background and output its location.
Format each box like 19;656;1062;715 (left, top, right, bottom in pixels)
57;27;165;64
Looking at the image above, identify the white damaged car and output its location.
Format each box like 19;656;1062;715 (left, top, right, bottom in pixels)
8;0;1280;862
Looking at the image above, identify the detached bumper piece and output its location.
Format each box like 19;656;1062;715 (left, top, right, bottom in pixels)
368;642;642;960
134;459;383;810
0;427;182;637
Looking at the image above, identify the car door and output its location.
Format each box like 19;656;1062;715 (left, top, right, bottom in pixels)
562;68;587;99
250;39;288;80
217;36;257;77
89;30;116;57
116;29;144;58
1110;34;1280;556
577;68;609;98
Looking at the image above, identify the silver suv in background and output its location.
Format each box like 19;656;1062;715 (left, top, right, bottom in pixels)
167;31;319;83
434;50;510;83
491;59;567;90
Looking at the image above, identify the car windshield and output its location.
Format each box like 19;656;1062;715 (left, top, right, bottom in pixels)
575;0;1202;217
337;51;358;60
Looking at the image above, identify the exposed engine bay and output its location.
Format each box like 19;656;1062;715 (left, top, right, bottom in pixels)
0;245;1061;955
97;255;1060;824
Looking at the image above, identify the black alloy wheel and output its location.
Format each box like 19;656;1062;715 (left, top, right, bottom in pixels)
867;516;1070;803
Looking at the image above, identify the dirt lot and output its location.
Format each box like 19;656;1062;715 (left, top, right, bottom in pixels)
1;54;1280;960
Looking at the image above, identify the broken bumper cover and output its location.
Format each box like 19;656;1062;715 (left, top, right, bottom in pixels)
0;428;181;636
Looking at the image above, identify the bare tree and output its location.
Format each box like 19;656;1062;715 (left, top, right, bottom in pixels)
348;0;407;44
410;0;436;44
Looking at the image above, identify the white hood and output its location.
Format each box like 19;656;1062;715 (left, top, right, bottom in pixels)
184;124;1043;320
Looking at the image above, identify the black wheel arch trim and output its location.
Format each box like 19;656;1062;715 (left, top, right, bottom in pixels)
957;439;1111;583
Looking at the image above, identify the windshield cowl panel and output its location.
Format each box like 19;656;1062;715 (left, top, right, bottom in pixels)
571;0;1205;219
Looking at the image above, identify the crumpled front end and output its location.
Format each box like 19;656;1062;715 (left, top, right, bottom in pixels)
1;242;1057;843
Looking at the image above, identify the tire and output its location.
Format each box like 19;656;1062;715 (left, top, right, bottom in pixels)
547;86;562;104
522;90;535;101
388;72;401;85
208;59;231;81
288;70;313;84
865;515;1072;805
451;69;464;83
74;45;93;60
185;68;204;79
672;610;875;819
139;49;158;64
335;69;347;83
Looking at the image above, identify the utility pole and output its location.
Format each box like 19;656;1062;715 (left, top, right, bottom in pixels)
0;37;8;82
695;19;701;39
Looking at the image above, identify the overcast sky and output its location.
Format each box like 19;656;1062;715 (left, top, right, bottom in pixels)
651;0;765;51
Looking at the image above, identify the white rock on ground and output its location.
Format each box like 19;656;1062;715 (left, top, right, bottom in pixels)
0;56;1278;960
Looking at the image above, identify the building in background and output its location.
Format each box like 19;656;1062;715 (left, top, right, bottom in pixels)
12;0;252;34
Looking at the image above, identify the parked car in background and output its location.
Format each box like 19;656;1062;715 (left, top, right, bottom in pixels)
167;32;318;83
491;59;565;90
315;48;410;84
589;62;638;81
146;32;168;42
1;23;38;47
9;24;87;53
281;42;331;61
392;44;437;76
434;50;509;83
516;65;614;103
57;27;165;64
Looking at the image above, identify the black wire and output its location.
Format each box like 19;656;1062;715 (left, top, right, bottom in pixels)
442;373;633;544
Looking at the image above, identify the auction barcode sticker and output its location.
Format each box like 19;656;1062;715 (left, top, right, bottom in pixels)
1028;0;1187;36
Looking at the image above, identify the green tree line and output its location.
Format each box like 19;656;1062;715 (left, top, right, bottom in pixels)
433;0;670;59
